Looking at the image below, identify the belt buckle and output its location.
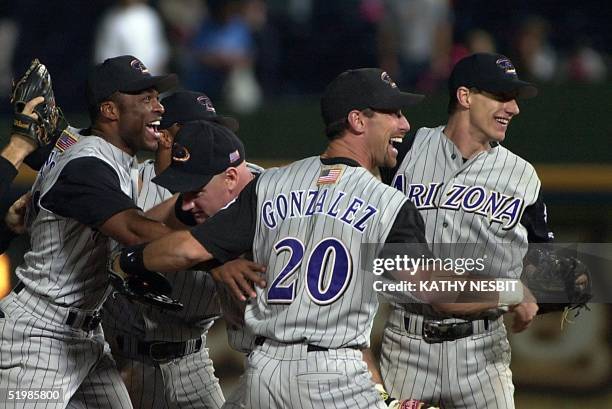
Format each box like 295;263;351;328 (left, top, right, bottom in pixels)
422;320;451;344
87;311;103;331
149;341;177;362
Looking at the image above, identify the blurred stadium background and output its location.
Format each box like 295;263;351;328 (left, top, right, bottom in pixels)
0;1;610;407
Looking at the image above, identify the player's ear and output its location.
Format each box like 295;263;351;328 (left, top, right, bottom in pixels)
456;86;471;109
224;167;239;190
99;100;119;121
346;110;365;134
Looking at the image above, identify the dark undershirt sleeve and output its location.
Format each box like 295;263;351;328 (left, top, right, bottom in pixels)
0;156;20;253
190;176;258;263
380;132;416;186
0;155;19;204
383;200;433;258
520;192;554;243
40;157;138;228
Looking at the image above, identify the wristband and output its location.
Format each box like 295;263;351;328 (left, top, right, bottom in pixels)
119;243;150;276
497;279;524;306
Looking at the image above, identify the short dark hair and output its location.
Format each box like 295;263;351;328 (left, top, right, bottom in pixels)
88;92;121;124
325;108;376;140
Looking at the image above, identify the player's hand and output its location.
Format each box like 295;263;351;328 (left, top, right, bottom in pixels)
10;96;45;151
5;192;31;234
509;301;538;333
210;259;266;302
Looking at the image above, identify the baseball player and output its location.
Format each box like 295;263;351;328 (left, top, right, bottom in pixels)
113;68;435;408
379;53;551;408
102;91;239;409
0;55;178;408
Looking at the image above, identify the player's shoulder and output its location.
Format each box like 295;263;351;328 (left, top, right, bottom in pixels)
413;125;446;145
257;156;318;180
494;144;539;175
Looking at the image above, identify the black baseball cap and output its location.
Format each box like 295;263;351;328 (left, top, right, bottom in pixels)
152;120;245;193
320;68;424;126
87;55;178;105
449;53;538;99
159;91;239;132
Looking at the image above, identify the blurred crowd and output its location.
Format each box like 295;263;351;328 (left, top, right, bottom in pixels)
0;0;610;113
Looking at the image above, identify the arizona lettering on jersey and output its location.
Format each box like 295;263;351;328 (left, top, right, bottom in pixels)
394;180;525;230
392;125;541;279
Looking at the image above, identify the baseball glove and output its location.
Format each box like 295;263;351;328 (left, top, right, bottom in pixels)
522;247;592;316
11;59;65;146
108;251;184;311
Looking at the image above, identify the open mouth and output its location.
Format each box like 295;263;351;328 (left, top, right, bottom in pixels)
495;117;510;127
146;120;161;139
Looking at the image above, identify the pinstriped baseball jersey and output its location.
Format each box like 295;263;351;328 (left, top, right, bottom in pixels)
245;156;408;348
392;126;540;279
104;159;221;342
382;125;542;408
17;132;137;310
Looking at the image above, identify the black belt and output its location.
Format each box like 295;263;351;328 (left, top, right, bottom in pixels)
14;281;102;331
117;336;203;361
254;336;358;352
405;316;489;344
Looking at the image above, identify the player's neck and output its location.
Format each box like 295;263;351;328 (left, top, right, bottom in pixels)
322;138;374;173
444;116;491;160
90;124;135;156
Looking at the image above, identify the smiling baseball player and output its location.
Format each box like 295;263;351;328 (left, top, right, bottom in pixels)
111;68;435;409
380;53;551;409
102;91;239;409
0;55;177;408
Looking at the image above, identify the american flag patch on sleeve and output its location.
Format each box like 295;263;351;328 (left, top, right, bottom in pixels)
317;166;343;185
54;129;79;152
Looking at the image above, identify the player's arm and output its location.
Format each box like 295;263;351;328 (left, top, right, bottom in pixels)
120;178;260;274
383;201;519;315
144;192;199;229
40;157;173;246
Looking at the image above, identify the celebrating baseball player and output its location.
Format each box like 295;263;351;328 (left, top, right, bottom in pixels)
0;55;179;408
379;53;550;409
111;68;438;408
102;91;241;409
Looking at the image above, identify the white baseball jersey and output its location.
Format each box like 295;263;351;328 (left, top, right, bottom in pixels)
0;128;137;408
195;156;428;409
392;126;541;279
19;130;137;310
381;125;546;409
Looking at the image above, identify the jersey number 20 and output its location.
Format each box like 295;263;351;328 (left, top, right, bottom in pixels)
267;237;353;305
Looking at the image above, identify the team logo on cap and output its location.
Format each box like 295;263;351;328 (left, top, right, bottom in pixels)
496;58;517;76
130;59;150;74
381;71;398;88
229;149;240;163
172;143;190;162
197;95;216;113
